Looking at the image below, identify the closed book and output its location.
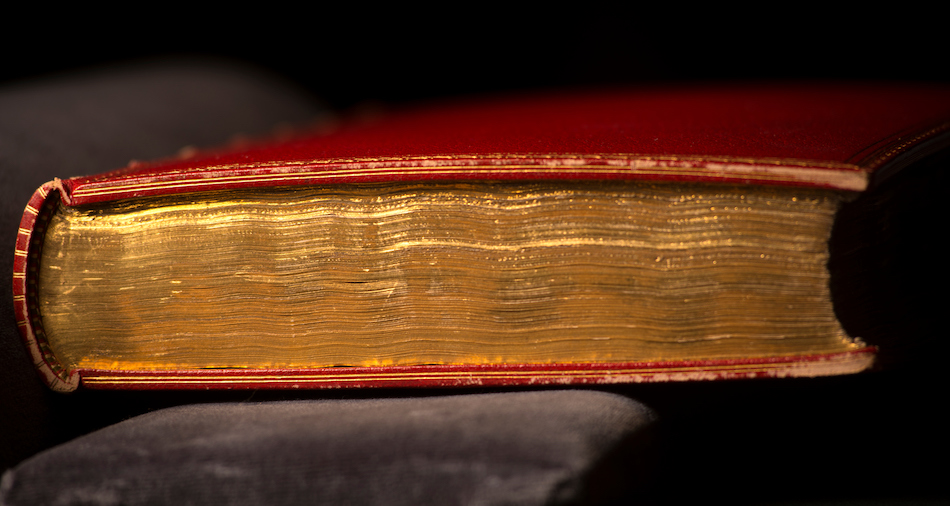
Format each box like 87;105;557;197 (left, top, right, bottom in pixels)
14;84;950;392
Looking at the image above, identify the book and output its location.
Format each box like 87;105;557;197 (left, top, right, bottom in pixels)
14;84;950;392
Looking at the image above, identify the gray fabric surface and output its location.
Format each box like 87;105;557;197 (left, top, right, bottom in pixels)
0;59;326;469
1;391;656;506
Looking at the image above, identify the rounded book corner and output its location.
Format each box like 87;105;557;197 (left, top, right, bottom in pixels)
14;180;78;393
36;364;81;394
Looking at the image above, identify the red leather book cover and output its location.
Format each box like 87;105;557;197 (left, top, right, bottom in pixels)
14;83;950;391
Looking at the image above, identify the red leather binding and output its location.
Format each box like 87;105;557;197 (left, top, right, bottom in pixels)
79;351;877;390
14;83;950;391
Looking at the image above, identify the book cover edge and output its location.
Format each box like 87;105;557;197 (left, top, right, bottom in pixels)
60;153;871;206
13;180;81;393
76;348;877;390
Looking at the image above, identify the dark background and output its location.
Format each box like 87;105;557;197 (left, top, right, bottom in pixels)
4;9;949;110
3;8;948;504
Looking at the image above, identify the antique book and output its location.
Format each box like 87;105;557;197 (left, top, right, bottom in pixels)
14;84;950;392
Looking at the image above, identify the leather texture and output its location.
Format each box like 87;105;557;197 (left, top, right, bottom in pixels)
57;83;950;205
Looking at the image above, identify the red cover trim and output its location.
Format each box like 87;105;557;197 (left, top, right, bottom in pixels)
63;153;871;206
53;84;950;206
77;349;876;390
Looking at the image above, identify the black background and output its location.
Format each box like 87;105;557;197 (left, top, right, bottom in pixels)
3;8;948;504
4;8;948;110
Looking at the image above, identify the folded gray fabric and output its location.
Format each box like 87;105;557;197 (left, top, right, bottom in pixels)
1;390;655;506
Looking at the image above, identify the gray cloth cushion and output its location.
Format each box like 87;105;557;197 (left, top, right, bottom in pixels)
1;390;655;506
